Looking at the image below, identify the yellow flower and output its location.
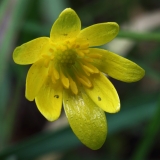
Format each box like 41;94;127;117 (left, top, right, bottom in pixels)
13;8;145;150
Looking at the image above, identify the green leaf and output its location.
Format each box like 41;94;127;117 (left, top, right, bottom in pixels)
131;95;160;160
0;0;32;149
0;127;80;160
118;31;160;42
0;93;158;160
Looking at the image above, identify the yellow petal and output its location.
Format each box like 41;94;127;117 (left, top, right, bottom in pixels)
90;48;145;82
84;73;120;113
50;8;81;42
25;59;48;101
63;89;107;150
13;37;50;64
35;77;63;121
78;22;119;47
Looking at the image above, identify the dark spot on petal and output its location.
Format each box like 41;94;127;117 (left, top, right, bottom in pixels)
98;96;101;101
54;95;59;98
63;33;68;36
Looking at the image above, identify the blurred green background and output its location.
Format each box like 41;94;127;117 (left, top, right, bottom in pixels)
0;0;160;159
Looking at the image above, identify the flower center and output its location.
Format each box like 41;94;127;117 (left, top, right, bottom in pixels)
53;38;89;66
43;38;101;95
56;49;77;64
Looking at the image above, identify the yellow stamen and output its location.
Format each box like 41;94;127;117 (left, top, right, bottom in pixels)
46;38;99;90
51;74;56;83
79;43;89;50
44;58;50;68
64;40;73;49
83;57;93;63
76;50;84;57
78;62;91;76
87;53;102;59
48;66;53;75
68;76;78;95
75;44;80;48
82;67;90;76
48;66;57;83
53;67;59;80
74;72;92;88
81;49;89;54
82;61;99;74
82;64;94;74
49;48;54;53
60;45;68;51
60;67;69;89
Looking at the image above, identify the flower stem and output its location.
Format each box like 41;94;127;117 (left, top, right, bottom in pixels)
118;31;160;42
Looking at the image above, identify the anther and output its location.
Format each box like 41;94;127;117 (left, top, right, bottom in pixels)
76;50;84;57
87;53;102;59
82;64;94;74
60;67;69;89
74;71;92;88
44;58;50;68
79;43;89;49
82;61;99;74
68;76;78;95
52;67;59;80
51;74;56;83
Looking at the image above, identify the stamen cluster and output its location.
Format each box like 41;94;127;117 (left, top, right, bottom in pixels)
42;38;102;94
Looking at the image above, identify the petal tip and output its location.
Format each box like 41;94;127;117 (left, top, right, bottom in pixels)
13;47;21;64
35;98;61;122
63;8;74;11
129;66;145;82
45;114;60;122
108;22;119;27
138;68;145;80
108;22;119;36
115;103;121;113
25;93;34;101
110;101;121;113
90;139;107;150
60;8;76;16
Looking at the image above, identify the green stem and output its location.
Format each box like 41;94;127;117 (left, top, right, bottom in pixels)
118;31;160;42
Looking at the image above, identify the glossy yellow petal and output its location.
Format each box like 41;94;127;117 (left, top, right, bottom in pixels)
50;8;81;42
78;22;119;47
25;59;48;101
63;89;107;150
90;48;145;82
84;73;120;113
35;77;63;121
13;37;50;64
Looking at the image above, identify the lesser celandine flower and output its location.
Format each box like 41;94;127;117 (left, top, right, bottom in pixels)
13;8;145;149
